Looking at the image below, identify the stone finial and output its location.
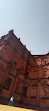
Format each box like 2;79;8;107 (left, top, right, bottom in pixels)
19;38;20;41
9;30;14;34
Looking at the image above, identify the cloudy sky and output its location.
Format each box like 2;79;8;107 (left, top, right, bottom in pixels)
0;0;49;55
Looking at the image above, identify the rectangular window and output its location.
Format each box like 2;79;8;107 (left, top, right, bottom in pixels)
23;87;27;96
45;61;46;64
4;78;12;90
44;90;46;97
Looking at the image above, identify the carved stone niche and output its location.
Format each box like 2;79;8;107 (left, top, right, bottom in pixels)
15;78;23;94
27;84;37;98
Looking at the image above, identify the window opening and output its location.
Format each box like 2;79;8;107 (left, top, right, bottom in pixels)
23;87;27;96
44;90;46;97
4;78;12;90
45;61;46;64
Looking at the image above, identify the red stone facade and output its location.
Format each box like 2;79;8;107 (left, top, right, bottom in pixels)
0;30;49;108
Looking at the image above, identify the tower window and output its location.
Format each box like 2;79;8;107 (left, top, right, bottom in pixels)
4;78;12;90
45;61;46;64
44;90;46;97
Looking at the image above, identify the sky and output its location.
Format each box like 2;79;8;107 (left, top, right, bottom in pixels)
0;0;49;55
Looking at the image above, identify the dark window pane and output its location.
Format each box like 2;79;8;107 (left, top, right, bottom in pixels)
45;61;46;64
4;78;12;90
23;87;27;96
44;90;46;97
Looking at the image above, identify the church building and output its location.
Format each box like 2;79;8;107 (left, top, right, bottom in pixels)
0;30;49;108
